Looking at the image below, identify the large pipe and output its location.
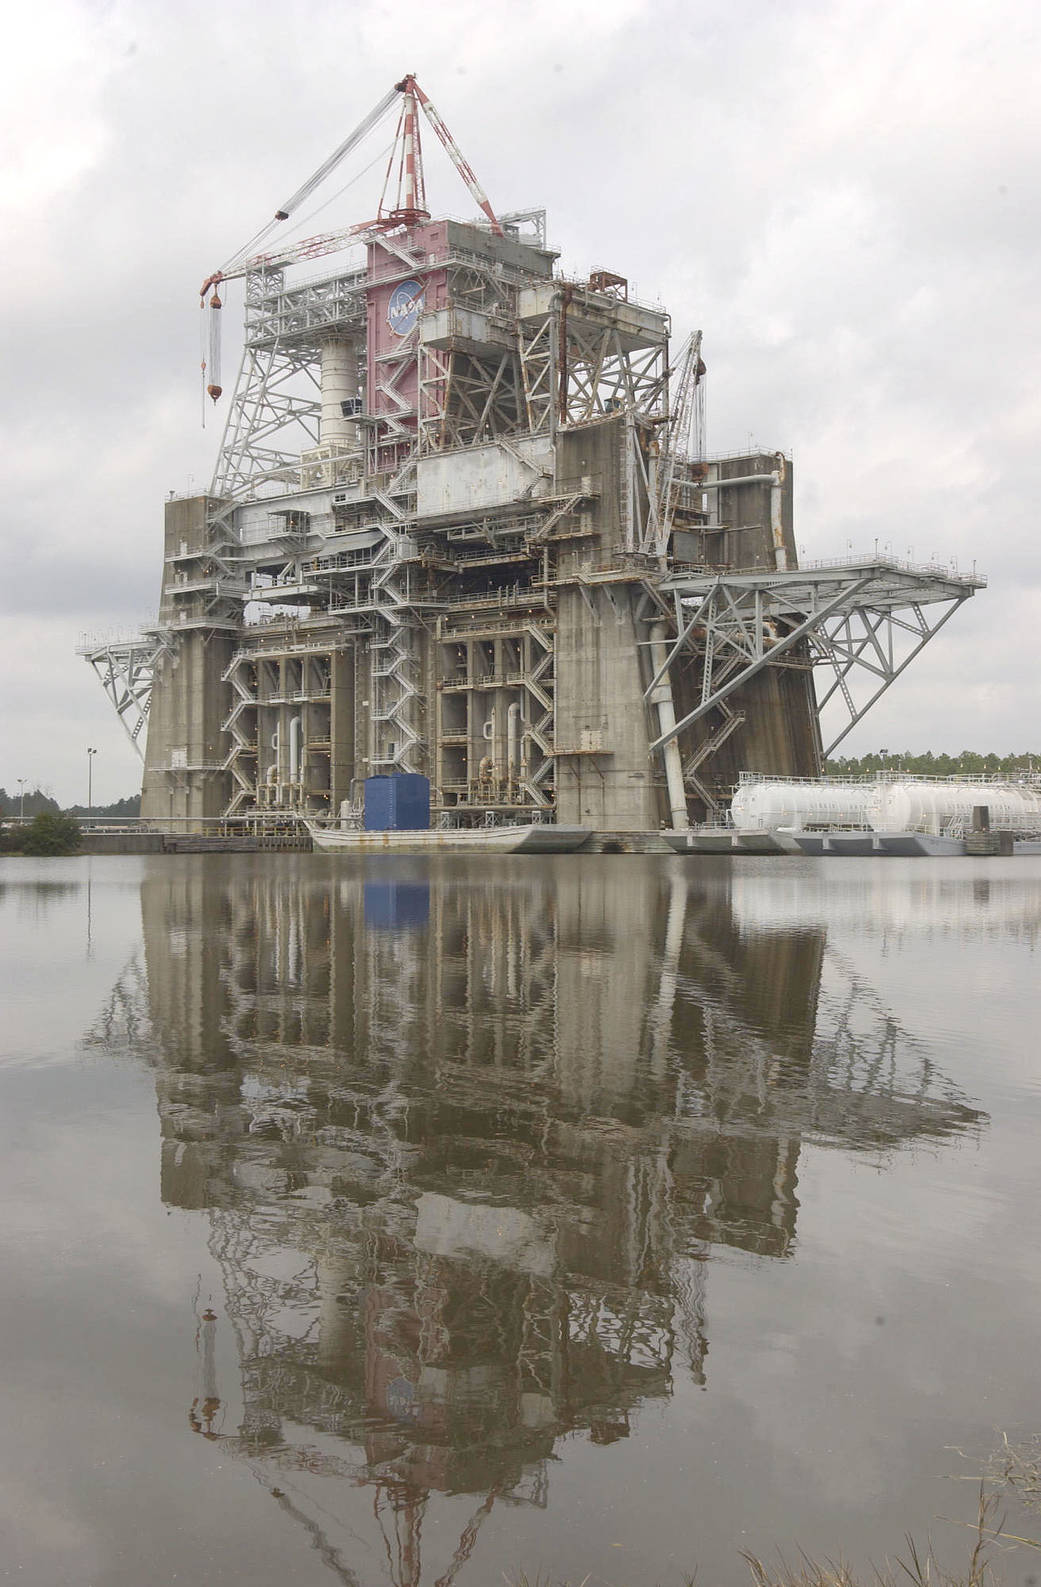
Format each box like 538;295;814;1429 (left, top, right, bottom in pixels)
319;338;359;447
702;472;779;490
770;453;788;570
482;708;499;780
289;715;302;788
649;623;689;830
507;703;521;782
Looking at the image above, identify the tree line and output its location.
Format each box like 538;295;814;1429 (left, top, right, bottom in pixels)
0;787;140;818
0;788;141;855
823;751;1040;778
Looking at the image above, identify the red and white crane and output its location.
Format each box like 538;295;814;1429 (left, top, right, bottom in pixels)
200;74;503;404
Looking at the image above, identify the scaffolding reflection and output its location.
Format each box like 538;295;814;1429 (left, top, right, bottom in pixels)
90;860;985;1584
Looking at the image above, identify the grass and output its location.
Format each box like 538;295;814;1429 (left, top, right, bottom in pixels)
984;1434;1041;1516
507;1455;1041;1586
742;1489;1002;1587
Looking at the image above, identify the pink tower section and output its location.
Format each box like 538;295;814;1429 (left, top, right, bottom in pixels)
365;222;450;431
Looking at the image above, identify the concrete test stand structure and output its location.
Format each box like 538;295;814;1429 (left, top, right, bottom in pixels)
83;76;985;833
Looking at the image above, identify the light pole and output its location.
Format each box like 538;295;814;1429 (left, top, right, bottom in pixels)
87;747;97;819
17;778;26;819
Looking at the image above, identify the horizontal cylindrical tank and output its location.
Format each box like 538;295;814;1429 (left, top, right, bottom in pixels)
731;778;1041;836
869;781;1041;835
730;780;872;831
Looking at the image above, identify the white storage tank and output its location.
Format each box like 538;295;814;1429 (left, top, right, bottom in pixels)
869;780;1041;835
730;779;872;831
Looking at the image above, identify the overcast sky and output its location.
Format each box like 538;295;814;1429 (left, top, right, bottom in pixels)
4;0;1039;804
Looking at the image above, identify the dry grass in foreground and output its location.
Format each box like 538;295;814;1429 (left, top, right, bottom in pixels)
741;1489;1000;1587
741;1492;1001;1587
984;1434;1041;1517
508;1469;1041;1587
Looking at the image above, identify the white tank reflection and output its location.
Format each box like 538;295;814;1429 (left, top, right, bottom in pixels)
730;867;1041;940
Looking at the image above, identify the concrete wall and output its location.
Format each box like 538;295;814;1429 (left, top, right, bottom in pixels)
552;438;820;826
681;457;822;811
416;437;553;517
554;583;661;828
554;419;663;829
82;832;165;854
141;497;234;826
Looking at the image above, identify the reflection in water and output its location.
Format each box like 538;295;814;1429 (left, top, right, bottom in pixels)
364;882;430;932
731;869;1041;942
92;861;985;1585
0;878;82;919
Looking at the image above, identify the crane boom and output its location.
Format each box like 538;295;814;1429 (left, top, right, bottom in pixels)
656;330;706;538
200;218;378;298
198;74;505;405
272;86;400;224
406;77;503;237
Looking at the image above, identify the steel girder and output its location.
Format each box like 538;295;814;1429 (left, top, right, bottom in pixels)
517;290;669;439
211;340;324;498
561;323;668;426
212;266;368;500
242;265;366;351
79;632;173;760
647;559;985;756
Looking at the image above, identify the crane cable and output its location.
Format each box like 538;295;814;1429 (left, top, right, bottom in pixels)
275;133;396;244
221;86;399;275
201;95;399;419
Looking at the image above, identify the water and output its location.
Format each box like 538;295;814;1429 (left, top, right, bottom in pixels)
2;853;1040;1586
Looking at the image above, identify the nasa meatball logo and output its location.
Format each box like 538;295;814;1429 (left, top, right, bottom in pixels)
387;280;424;336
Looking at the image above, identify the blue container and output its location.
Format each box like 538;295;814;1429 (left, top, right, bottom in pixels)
363;773;431;831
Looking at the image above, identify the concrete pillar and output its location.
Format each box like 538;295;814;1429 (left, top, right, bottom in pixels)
140;496;236;827
648;623;689;830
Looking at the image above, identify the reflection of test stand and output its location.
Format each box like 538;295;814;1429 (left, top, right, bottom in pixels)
186;1300;509;1587
189;1306;223;1439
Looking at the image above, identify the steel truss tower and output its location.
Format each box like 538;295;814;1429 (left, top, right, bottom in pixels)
85;77;985;829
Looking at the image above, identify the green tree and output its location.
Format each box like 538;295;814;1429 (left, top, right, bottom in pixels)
65;793;141;818
823;750;1041;778
21;811;82;856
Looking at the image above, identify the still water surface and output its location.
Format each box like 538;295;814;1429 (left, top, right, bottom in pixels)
2;855;1040;1586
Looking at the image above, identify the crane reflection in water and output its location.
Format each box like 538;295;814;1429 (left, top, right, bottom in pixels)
88;859;985;1586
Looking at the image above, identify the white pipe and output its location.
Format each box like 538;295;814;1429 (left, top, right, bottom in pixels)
771;453;788;571
507;703;521;780
290;715;302;785
702;472;780;490
649;622;689;830
270;726;282;805
482;708;499;778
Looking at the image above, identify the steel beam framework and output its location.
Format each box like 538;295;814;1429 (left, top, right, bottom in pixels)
210;265;368;500
77;632;173;759
647;558;986;764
